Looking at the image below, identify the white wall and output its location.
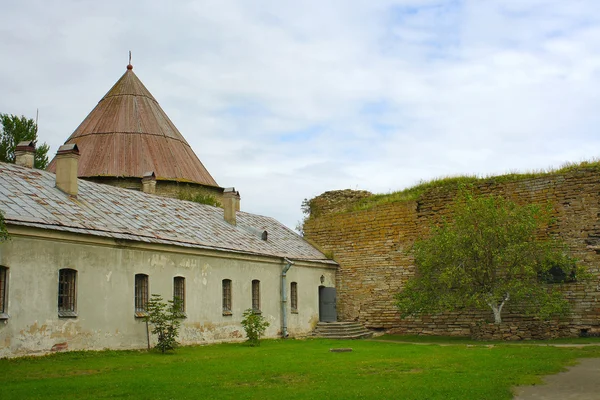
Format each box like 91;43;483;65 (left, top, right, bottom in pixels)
0;228;336;357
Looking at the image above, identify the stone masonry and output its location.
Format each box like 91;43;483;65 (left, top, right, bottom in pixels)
304;169;600;337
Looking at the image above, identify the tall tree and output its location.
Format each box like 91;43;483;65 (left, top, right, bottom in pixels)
396;190;583;324
0;113;49;169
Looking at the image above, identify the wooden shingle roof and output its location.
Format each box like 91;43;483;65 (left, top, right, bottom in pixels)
47;64;219;187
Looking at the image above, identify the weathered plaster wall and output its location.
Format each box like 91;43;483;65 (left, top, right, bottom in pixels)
304;170;600;336
0;229;335;357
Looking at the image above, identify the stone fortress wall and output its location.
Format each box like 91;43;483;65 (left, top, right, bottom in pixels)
303;167;600;337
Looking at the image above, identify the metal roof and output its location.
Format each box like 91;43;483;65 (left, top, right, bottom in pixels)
0;162;334;264
46;65;219;187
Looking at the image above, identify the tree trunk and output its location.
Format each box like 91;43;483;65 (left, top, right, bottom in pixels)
491;305;502;324
487;292;510;324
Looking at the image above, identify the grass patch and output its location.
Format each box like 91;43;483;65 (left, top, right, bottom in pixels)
2;339;600;399
350;159;600;211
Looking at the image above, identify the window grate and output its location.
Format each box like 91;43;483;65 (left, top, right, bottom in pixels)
252;280;260;312
174;276;185;313
0;266;7;316
58;269;77;317
290;282;298;312
135;274;149;315
222;279;232;313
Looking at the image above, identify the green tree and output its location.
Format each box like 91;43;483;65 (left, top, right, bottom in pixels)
241;308;270;346
396;190;583;324
144;294;185;353
0;113;49;169
0;210;8;242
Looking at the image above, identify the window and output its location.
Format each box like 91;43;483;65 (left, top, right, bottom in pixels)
251;280;260;312
173;276;185;314
222;279;232;315
135;274;149;317
0;266;7;318
290;282;298;313
58;269;77;317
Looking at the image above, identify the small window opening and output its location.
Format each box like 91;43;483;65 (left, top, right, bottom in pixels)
222;279;232;315
135;274;149;317
290;282;298;313
173;276;185;315
0;266;8;319
252;280;261;313
58;268;77;318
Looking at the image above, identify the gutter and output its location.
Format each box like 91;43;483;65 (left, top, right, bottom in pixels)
281;257;294;338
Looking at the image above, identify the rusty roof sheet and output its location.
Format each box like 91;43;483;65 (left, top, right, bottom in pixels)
47;66;218;187
0;162;334;264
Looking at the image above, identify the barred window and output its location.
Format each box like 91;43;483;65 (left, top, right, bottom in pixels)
252;280;260;312
58;269;77;317
290;282;298;313
174;276;185;313
222;279;232;315
135;274;149;317
0;266;7;318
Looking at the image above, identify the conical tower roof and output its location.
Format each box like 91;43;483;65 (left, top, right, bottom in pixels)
47;64;219;187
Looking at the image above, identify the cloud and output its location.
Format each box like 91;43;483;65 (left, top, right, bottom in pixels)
1;0;600;229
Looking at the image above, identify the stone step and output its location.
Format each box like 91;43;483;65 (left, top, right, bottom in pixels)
313;328;368;335
312;321;373;339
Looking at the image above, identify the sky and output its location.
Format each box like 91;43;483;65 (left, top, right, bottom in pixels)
1;0;600;230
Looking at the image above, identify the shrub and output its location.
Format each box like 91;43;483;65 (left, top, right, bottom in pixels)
177;190;221;207
241;309;270;346
144;294;185;353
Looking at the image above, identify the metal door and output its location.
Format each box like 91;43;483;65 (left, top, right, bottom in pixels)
319;286;337;322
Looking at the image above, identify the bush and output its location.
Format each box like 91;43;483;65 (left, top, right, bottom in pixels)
144;294;185;353
241;309;270;346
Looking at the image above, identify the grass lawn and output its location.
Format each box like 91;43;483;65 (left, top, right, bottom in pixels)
2;338;600;400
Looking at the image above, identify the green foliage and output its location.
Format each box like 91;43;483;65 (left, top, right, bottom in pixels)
0;113;49;169
144;294;185;353
351;159;600;211
240;308;270;346
3;340;600;400
0;210;8;242
396;190;584;324
295;198;313;235
177;189;221;207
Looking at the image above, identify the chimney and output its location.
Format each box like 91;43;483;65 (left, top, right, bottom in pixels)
55;144;80;196
15;140;35;168
142;171;156;194
223;187;241;225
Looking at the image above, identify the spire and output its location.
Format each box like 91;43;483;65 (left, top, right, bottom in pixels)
46;63;219;187
127;50;133;70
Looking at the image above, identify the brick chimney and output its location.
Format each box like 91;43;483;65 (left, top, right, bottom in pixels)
55;144;80;196
142;171;156;194
15;140;35;168
223;187;241;225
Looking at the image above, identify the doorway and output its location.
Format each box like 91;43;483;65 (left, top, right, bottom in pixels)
318;286;337;322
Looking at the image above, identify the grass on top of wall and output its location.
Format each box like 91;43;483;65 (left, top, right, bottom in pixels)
350;159;600;212
3;339;600;400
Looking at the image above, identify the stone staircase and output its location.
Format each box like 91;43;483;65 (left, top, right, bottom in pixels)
312;321;373;339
